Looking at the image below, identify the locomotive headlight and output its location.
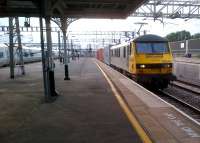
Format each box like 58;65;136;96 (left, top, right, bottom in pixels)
164;64;171;68
140;64;146;68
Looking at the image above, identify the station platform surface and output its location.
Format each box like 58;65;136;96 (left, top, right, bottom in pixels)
1;58;200;143
0;58;142;143
97;60;200;143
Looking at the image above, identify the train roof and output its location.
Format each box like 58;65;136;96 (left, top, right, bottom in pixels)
0;43;41;51
22;46;41;51
133;34;168;42
0;43;8;48
110;42;129;49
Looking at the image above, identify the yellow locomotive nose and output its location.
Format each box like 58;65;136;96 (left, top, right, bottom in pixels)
136;63;173;74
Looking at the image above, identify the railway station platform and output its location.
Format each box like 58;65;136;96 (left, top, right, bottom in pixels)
0;58;200;143
0;58;141;143
98;60;200;143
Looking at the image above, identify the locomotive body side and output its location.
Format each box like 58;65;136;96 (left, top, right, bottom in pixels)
110;42;129;72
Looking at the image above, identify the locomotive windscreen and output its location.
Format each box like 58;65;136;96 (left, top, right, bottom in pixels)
136;42;169;54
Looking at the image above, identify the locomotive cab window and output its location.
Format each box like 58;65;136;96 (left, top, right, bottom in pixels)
136;42;169;54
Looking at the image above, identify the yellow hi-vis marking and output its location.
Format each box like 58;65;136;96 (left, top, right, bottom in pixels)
95;62;153;143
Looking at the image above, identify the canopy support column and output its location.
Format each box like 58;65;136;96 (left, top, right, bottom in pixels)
58;31;62;63
61;17;70;80
15;17;25;75
9;17;14;79
45;16;58;101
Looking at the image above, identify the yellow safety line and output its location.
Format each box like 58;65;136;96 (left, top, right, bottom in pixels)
95;62;153;143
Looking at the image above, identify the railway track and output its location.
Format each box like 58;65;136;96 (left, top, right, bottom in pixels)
170;80;200;95
176;79;200;89
156;88;200;123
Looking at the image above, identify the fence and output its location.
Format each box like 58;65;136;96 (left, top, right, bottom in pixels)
169;38;200;57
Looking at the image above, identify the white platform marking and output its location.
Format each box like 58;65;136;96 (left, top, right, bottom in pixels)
164;113;200;138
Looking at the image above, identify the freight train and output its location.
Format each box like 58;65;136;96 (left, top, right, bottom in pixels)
0;43;58;67
97;34;176;89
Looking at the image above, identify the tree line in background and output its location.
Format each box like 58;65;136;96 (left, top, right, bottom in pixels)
165;30;200;42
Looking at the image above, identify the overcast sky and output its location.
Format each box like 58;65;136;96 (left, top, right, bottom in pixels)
69;17;200;35
0;17;200;44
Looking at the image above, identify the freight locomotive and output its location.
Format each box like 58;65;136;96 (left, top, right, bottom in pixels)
97;34;176;89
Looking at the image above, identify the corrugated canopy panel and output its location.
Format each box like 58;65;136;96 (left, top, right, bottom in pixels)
0;0;147;18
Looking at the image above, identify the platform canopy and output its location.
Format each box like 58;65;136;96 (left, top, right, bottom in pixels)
0;0;147;18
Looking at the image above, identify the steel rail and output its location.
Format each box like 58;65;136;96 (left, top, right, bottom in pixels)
170;80;200;95
159;89;200;115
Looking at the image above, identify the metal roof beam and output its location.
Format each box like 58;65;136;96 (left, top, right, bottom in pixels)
132;0;200;19
0;0;147;18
